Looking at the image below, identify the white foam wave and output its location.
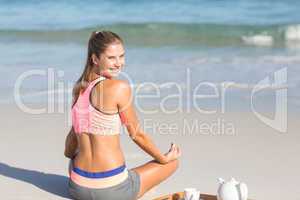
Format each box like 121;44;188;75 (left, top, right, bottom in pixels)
261;55;300;64
242;34;274;46
285;25;300;41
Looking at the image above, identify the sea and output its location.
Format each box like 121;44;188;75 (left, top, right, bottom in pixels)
0;0;299;113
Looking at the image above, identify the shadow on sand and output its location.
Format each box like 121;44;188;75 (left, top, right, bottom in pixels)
0;162;71;199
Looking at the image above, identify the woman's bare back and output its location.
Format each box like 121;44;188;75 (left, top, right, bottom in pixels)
73;78;125;172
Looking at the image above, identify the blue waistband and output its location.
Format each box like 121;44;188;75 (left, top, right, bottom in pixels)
73;164;126;179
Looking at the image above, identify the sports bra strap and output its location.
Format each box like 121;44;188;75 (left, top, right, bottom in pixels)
88;76;106;90
83;76;106;95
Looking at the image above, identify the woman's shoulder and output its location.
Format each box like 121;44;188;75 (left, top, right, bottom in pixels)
104;79;132;104
105;79;131;92
94;79;131;100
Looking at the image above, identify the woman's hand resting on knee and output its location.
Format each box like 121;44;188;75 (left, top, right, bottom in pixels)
162;143;181;163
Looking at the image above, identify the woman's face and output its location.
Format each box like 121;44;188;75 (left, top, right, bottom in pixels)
93;42;125;78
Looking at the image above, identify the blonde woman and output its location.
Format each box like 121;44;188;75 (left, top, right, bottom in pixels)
64;31;181;200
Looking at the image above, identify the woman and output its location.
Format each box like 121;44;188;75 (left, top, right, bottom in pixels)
64;31;181;200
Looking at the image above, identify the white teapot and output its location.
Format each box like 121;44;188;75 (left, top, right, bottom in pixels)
217;178;248;200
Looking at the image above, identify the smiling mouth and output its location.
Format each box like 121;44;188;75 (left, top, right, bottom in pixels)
109;68;120;73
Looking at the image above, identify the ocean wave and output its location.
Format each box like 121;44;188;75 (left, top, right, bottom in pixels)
1;23;299;48
241;35;274;46
284;25;300;48
285;25;300;41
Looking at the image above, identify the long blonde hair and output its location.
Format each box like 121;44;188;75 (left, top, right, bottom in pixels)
72;31;123;106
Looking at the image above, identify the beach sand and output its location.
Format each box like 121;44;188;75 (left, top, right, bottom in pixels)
0;103;299;200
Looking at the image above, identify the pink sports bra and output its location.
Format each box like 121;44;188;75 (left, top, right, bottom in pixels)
71;76;127;135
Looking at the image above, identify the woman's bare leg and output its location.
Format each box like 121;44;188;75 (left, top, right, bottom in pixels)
132;159;179;199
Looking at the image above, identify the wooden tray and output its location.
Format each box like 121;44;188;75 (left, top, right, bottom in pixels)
153;192;253;200
153;192;218;200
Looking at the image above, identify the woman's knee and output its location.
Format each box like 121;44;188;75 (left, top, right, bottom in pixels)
173;158;179;168
169;158;179;172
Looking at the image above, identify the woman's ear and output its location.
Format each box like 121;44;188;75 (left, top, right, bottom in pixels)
91;54;99;65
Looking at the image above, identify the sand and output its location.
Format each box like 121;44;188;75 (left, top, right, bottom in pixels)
0;103;299;200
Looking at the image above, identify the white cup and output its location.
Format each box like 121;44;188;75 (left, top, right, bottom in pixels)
184;188;200;200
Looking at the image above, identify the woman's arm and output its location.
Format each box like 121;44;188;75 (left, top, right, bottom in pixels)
64;127;78;159
129;127;168;164
116;80;168;164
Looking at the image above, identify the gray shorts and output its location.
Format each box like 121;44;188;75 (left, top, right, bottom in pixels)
68;170;140;200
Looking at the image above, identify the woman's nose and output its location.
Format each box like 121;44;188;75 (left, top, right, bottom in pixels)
115;58;121;67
